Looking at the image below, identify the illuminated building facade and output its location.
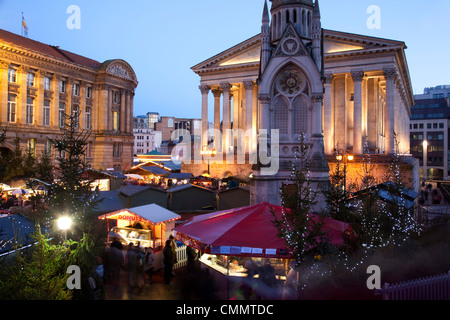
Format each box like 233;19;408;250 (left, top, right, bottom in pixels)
188;0;418;206
0;28;138;172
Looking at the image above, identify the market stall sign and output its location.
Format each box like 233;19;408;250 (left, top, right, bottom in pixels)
103;211;147;223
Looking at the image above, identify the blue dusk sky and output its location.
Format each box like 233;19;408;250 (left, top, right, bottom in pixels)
0;0;448;119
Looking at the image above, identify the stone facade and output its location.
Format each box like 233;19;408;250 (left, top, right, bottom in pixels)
189;0;416;207
0;29;138;171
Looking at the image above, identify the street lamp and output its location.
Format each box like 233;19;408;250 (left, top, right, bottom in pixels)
201;146;216;175
335;149;354;192
57;216;72;241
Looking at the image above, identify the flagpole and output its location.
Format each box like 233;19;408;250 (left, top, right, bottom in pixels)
21;12;23;37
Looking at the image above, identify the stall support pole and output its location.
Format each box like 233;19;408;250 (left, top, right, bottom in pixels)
227;259;230;300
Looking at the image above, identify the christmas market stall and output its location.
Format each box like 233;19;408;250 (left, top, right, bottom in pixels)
98;203;181;269
173;202;353;299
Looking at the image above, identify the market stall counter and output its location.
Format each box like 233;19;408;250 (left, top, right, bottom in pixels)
99;203;181;270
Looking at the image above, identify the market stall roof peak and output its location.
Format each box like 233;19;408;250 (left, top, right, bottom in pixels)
98;203;181;225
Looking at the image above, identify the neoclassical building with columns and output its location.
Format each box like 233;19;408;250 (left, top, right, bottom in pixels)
188;0;418;206
0;28;138;173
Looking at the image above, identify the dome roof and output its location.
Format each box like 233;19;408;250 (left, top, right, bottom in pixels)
270;0;314;10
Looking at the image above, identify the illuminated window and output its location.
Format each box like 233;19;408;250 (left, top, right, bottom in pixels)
44;77;52;90
27;139;36;157
26;97;34;125
86;86;92;99
59;102;66;127
27;73;35;87
72;83;80;96
7;94;16;123
8;68;17;83
113;111;119;131
85;107;92;130
43;99;51;126
60;80;66;93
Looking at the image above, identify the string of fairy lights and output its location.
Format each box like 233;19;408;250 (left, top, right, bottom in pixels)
279;135;423;292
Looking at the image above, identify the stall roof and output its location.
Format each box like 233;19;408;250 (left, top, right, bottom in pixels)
174;202;354;258
167;172;193;180
139;166;170;175
98;203;181;225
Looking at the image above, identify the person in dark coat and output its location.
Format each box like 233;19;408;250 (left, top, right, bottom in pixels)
163;240;175;285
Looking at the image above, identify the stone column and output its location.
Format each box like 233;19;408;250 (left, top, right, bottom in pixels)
18;66;28;125
221;83;231;154
243;80;254;154
323;74;334;154
383;68;397;155
352;70;365;155
232;86;240;147
120;89;126;133
212;88;222;150
0;62;9;123
199;85;210;147
258;94;271;132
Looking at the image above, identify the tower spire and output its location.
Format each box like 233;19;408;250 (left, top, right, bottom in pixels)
261;0;271;73
312;0;322;72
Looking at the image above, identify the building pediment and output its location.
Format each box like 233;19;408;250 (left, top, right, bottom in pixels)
192;28;407;76
323;29;407;57
191;34;262;74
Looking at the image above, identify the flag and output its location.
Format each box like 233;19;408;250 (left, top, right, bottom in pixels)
22;13;28;37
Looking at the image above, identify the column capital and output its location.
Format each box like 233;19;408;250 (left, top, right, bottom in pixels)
258;94;271;104
351;70;365;82
311;93;324;103
383;67;397;80
220;82;232;92
212;88;223;97
323;73;334;85
243;80;255;90
199;85;211;94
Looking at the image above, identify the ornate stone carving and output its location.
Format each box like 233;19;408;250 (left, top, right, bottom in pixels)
324;73;334;85
107;64;131;80
351;70;365;82
220;82;232;92
199;85;210;94
212;88;223;97
383;67;397;80
258;94;271;104
8;83;20;94
276;68;306;96
243;80;255;90
27;87;38;97
311;93;324;103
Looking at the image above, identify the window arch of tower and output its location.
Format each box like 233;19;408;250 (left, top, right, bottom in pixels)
271;65;311;138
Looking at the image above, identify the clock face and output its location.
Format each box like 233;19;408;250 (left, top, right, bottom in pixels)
277;69;305;96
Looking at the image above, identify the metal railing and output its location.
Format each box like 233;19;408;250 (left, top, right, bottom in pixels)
376;271;450;300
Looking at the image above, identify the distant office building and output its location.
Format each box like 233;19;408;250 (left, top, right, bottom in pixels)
133;128;162;155
155;116;201;142
133;115;148;129
147;112;160;130
410;86;450;181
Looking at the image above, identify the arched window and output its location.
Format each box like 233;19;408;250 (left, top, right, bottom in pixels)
273;95;289;135
292;95;309;134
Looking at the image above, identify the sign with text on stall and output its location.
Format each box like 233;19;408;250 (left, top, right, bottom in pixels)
105;211;147;222
210;246;278;257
